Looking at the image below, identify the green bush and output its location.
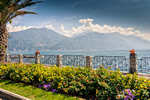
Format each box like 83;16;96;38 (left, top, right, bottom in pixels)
0;62;150;100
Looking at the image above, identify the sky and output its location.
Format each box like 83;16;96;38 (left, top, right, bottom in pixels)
7;0;150;41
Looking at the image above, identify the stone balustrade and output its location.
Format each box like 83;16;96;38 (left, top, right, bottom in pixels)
5;52;138;74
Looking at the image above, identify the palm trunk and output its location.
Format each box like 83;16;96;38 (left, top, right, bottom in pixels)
0;24;8;62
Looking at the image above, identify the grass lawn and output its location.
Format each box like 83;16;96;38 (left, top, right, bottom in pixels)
0;79;83;100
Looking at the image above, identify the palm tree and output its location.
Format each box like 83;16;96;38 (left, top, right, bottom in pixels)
0;0;42;62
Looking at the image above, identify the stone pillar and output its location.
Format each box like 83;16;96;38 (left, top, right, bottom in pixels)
5;54;10;62
129;53;138;74
86;56;93;68
35;52;40;64
19;54;23;63
56;55;62;68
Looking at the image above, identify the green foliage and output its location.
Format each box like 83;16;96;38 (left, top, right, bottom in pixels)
0;0;42;25
0;62;150;99
0;79;79;100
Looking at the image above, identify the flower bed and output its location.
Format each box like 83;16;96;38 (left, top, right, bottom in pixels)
0;62;150;100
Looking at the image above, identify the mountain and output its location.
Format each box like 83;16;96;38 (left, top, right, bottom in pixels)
50;32;150;50
70;31;93;38
9;28;68;51
8;28;150;51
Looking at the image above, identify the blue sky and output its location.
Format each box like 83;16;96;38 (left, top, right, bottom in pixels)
7;0;150;40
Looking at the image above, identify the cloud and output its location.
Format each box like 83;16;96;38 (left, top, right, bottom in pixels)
134;33;150;41
59;24;71;36
45;24;55;30
57;18;150;42
71;1;83;8
58;18;141;37
11;16;25;25
7;24;33;32
6;18;150;42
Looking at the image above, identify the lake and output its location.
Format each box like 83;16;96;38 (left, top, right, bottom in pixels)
7;49;150;59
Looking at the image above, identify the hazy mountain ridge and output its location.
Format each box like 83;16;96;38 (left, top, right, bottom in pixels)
9;28;150;51
50;32;150;50
10;28;68;51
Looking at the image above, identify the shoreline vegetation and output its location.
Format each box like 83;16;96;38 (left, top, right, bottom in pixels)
0;62;150;100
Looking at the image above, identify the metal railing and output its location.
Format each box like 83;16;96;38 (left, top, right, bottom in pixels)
23;54;35;64
40;55;57;65
62;55;86;67
9;54;19;62
6;54;150;73
137;57;150;73
92;56;129;71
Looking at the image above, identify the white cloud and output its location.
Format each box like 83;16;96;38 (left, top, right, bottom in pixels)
45;24;55;30
7;24;33;32
6;18;150;42
57;18;150;42
134;33;150;41
59;24;71;37
58;18;141;37
71;1;83;8
11;16;25;25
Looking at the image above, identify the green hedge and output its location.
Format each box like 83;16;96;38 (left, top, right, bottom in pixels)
0;63;150;100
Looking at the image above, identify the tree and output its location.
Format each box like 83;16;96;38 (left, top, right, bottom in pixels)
0;0;42;62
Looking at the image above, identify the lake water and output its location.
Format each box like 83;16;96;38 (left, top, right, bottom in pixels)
7;49;150;59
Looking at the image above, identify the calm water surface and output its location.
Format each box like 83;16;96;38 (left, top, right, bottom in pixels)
7;49;150;59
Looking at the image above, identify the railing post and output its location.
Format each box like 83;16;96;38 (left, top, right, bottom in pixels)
129;53;138;74
86;56;93;68
5;54;10;62
56;55;62;68
35;51;40;64
19;54;23;63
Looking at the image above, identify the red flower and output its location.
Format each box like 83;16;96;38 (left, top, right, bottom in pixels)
129;49;135;53
35;50;40;54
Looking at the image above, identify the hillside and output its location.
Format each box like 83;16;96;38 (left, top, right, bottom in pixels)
10;28;68;51
9;28;150;51
50;32;150;50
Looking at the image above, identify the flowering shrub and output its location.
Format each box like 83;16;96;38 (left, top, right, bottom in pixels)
116;89;136;100
0;62;150;99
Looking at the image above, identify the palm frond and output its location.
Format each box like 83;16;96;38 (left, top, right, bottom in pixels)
4;11;38;24
14;0;21;4
16;11;38;15
0;0;42;26
17;0;43;10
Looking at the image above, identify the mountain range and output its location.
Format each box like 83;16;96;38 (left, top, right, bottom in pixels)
8;28;150;51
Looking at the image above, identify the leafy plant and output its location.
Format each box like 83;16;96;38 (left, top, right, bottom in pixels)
0;62;150;99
